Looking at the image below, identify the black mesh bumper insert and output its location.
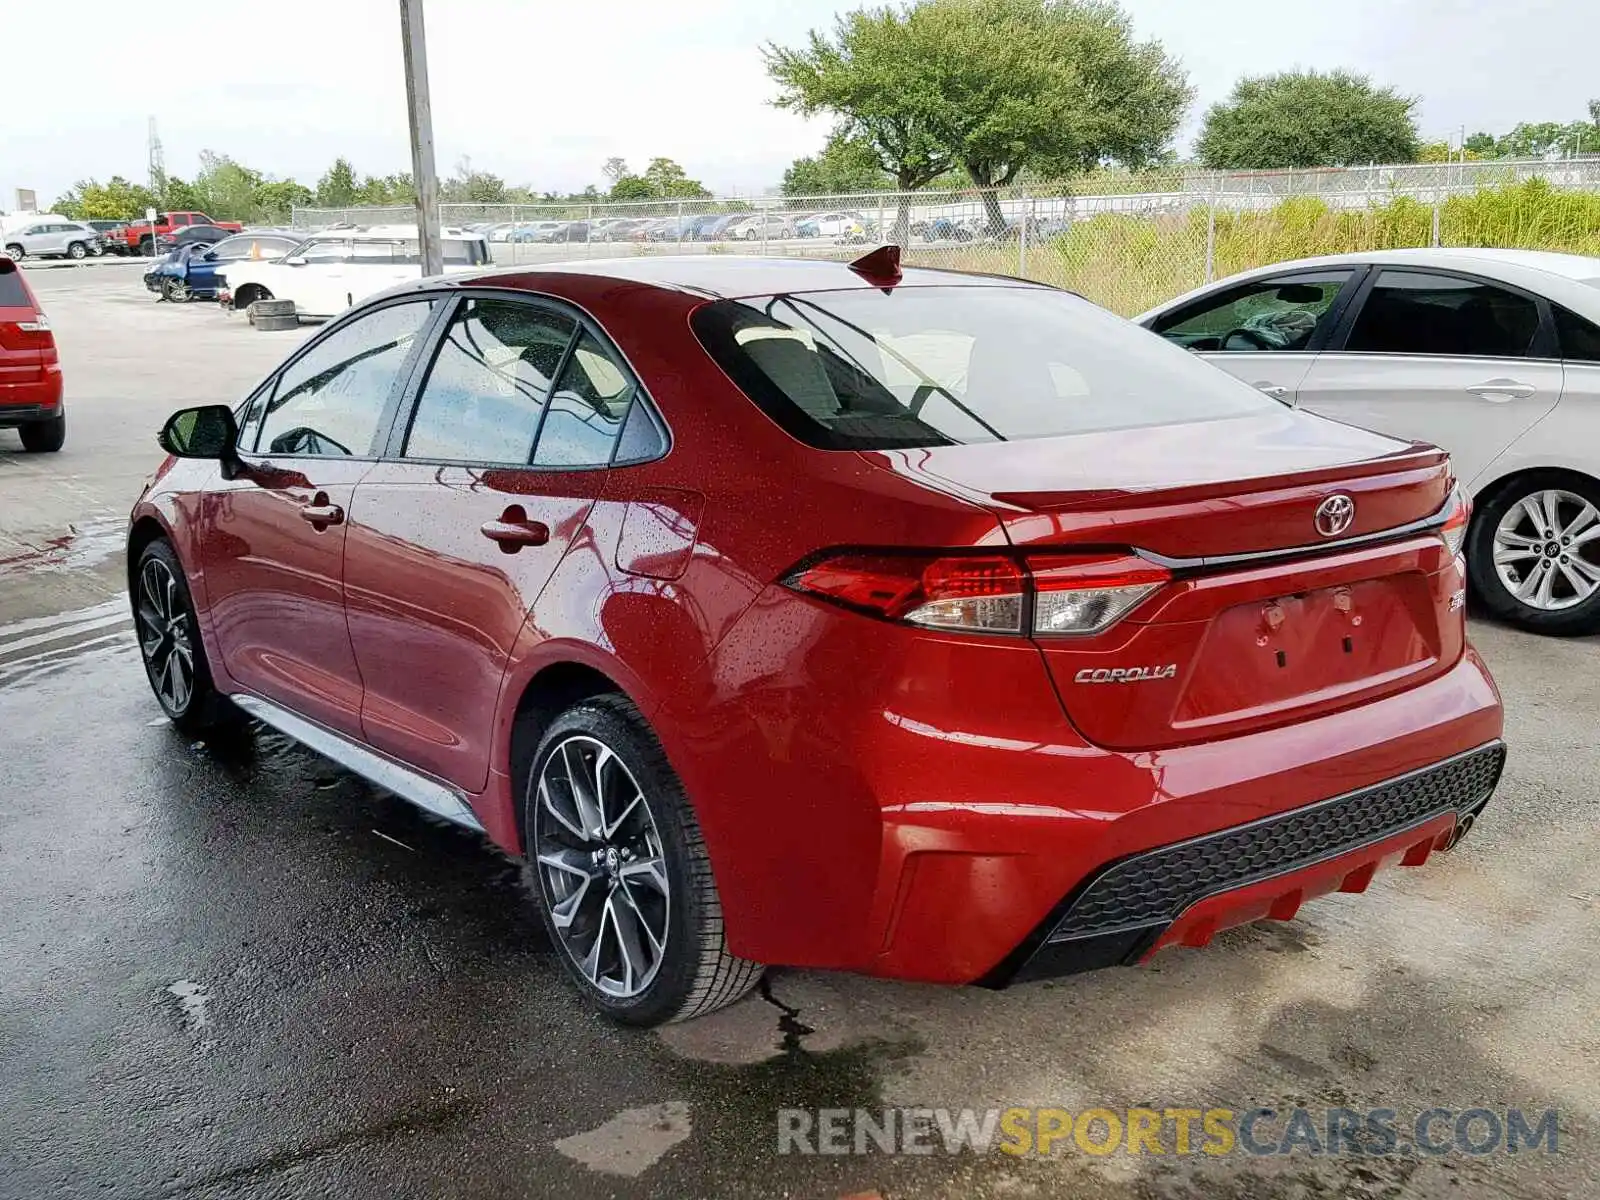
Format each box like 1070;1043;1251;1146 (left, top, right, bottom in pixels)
988;742;1506;986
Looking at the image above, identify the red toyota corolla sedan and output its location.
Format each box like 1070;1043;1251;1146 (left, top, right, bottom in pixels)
128;251;1505;1025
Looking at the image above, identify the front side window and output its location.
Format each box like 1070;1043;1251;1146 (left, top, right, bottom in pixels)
296;238;350;264
255;300;434;457
403;298;576;464
1345;269;1540;358
691;285;1279;450
532;331;635;467
1153;271;1353;352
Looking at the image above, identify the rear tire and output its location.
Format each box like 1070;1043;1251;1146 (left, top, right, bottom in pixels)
1468;471;1600;636
138;237;155;257
133;540;237;734
521;695;763;1026
19;414;65;453
4;244;23;260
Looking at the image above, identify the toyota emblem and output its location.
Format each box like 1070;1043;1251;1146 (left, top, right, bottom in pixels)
1314;494;1356;538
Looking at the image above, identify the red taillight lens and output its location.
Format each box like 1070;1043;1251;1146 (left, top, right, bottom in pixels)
785;551;1166;636
785;554;1026;633
1441;485;1470;560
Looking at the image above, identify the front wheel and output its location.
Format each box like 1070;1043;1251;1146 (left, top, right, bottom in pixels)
67;241;87;260
4;244;23;260
19;414;65;452
1468;472;1600;636
133;540;237;733
161;277;191;303
522;695;763;1025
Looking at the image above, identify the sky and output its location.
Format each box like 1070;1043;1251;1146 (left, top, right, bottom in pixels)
2;0;1596;210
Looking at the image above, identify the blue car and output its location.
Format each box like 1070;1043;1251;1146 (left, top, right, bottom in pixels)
143;232;301;302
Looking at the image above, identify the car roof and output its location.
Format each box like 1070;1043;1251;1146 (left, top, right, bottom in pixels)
300;225;487;242
443;254;1052;300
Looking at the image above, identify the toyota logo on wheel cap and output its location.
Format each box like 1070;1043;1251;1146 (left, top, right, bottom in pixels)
1315;494;1356;538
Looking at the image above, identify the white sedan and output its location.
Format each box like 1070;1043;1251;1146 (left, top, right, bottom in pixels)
218;226;491;320
1138;248;1600;635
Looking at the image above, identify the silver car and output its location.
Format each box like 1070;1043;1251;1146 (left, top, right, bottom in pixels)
3;219;102;260
1138;248;1600;636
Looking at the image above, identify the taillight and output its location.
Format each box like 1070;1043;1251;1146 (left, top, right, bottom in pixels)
784;551;1168;637
1440;485;1470;560
784;554;1025;633
1030;554;1171;636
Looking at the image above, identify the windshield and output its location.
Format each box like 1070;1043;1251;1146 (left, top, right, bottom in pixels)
691;285;1281;450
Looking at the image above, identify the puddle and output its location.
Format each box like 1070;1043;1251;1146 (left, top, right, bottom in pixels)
0;596;136;688
0;515;126;579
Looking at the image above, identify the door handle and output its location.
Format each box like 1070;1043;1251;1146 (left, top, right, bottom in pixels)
481;506;549;553
1466;379;1535;400
298;494;344;527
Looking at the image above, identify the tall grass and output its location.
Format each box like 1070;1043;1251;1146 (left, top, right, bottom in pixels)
906;180;1600;316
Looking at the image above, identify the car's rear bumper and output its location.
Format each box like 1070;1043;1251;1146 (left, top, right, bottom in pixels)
987;740;1504;985
0;372;63;424
668;586;1505;981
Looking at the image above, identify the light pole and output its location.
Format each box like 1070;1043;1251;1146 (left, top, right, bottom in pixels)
399;0;443;277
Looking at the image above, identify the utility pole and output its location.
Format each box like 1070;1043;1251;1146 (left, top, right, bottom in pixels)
399;0;443;277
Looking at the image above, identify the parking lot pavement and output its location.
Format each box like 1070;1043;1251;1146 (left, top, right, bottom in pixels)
1;271;1598;1200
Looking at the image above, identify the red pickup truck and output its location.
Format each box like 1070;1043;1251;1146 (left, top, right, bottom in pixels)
110;211;243;256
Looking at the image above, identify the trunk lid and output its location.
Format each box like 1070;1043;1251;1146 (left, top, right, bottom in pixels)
862;410;1462;750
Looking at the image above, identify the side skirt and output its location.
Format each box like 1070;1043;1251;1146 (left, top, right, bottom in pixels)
229;692;486;833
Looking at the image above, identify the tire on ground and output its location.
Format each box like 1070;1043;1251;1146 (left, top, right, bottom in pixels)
253;314;299;331
132;539;239;734
520;694;763;1026
19;414;65;453
1467;469;1600;637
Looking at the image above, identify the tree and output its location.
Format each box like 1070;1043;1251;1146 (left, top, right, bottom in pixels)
160;176;204;213
782;132;892;196
602;157;630;186
1464;131;1498;156
194;151;263;221
767;7;959;239
1196;70;1419;170
642;157;710;198
256;179;316;221
316;157;359;207
52;176;159;220
767;0;1187;238
924;0;1188;233
609;175;656;201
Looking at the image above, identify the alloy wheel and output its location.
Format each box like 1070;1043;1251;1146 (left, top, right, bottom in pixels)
1492;488;1600;611
533;734;670;999
163;278;190;303
135;557;195;713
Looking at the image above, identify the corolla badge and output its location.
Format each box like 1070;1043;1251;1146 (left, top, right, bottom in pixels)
1314;494;1356;538
1074;665;1179;684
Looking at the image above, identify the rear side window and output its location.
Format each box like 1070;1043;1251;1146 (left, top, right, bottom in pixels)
0;266;31;307
1346;270;1540;358
532;331;635;467
1555;305;1600;363
691;285;1278;449
403;299;576;464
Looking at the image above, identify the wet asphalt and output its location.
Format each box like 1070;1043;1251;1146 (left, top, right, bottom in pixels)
1;265;1597;1200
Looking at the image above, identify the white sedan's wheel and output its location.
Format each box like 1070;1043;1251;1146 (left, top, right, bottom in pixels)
1470;474;1600;636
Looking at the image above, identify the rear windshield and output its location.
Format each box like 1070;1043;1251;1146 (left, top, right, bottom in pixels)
0;266;31;308
691;285;1280;449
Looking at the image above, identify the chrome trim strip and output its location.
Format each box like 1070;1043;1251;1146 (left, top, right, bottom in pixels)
229;693;486;833
1142;504;1450;572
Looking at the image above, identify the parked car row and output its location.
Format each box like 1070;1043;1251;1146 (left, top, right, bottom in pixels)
459;209;879;245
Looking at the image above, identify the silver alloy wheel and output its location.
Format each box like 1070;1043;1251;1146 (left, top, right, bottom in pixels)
135;558;195;713
1492;487;1600;611
68;242;86;259
533;734;670;999
163;277;190;302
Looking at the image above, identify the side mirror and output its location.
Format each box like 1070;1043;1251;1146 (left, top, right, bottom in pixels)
285;255;307;266
159;404;239;462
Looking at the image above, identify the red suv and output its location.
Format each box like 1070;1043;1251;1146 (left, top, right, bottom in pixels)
128;252;1505;1025
0;256;65;452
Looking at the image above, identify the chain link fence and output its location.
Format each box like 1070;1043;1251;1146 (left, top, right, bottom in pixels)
290;157;1600;317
